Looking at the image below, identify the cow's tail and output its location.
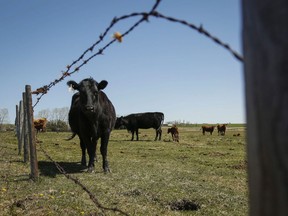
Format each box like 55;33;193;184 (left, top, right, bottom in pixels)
157;113;165;131
65;132;77;141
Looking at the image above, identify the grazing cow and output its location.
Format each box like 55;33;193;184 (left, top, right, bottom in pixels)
66;78;116;173
34;118;48;133
217;124;227;135
167;125;179;142
115;112;164;141
201;125;215;135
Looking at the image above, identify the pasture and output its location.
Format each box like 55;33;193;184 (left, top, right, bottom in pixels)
0;125;248;215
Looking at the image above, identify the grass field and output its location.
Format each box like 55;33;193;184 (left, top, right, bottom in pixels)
0;125;248;215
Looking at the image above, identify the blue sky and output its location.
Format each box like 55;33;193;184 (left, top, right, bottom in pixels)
0;0;244;124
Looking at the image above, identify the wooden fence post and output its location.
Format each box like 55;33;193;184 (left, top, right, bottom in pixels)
243;0;288;215
25;85;39;180
16;104;20;154
22;92;29;163
16;100;24;155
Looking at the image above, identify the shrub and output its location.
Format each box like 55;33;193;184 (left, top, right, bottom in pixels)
46;120;69;132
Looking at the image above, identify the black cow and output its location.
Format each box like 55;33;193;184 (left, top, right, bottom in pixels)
115;112;164;141
66;78;116;173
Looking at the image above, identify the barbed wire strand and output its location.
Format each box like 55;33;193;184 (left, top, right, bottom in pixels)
32;0;162;107
33;1;161;215
31;0;242;214
151;11;243;62
32;0;242;108
39;145;130;216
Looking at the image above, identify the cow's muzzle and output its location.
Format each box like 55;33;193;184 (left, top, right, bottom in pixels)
85;105;94;112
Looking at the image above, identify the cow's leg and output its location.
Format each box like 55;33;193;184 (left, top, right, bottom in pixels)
176;133;179;142
158;128;162;141
92;137;98;162
100;133;110;173
131;130;134;141
154;129;158;141
79;137;87;167
136;129;139;141
155;128;161;141
86;139;96;173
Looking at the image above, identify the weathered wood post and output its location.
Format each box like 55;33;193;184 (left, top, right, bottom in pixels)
24;85;39;180
16;103;21;154
17;100;24;155
22;92;29;163
243;0;288;215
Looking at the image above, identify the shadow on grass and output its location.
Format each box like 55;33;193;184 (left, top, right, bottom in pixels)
110;139;159;142
38;161;85;177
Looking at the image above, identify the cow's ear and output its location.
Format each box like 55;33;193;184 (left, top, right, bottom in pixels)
98;80;108;90
67;81;79;90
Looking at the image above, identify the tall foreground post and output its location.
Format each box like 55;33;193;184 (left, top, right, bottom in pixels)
242;0;288;215
25;85;39;180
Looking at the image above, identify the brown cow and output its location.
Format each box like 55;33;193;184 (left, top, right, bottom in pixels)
34;118;48;133
201;125;215;135
217;124;227;135
167;125;179;142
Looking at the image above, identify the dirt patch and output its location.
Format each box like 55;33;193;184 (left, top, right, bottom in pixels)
230;160;247;170
200;152;230;157
168;199;200;211
122;189;142;197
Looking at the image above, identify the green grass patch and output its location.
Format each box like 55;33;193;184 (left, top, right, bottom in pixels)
0;126;247;215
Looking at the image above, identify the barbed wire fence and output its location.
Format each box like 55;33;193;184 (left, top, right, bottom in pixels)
16;0;243;215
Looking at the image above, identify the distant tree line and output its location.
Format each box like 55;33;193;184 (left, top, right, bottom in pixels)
0;107;70;132
35;107;70;132
0;108;10;131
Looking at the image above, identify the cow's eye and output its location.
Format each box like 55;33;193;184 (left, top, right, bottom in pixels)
94;90;99;96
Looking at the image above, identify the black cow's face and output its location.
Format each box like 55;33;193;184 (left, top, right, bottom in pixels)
67;78;108;114
114;116;128;129
115;117;124;129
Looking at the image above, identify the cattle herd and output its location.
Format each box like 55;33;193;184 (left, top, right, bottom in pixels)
32;77;230;173
201;124;227;136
